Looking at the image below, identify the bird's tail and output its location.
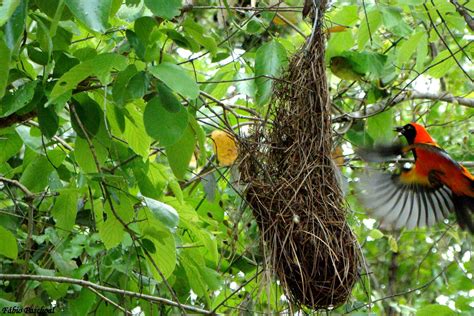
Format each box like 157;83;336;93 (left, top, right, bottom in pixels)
453;194;474;234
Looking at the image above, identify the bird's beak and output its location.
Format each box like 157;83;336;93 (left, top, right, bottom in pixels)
394;126;404;133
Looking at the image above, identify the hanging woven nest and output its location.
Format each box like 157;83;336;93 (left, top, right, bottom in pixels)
238;1;360;309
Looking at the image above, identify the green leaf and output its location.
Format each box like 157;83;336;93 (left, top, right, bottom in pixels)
388;235;398;253
64;0;112;33
381;7;411;36
0;80;37;117
49;53;127;105
37;104;59;138
328;5;358;26
0;0;20;27
416;304;455;316
143;197;179;229
112;64;138;106
143;84;189;146
358;10;382;50
0;39;11;99
74;137;107;173
397;32;424;66
144;0;182;20
326;31;354;60
51;189;79;236
165;124;196;180
70;93;102;138
139;208;177;280
427;50;459;78
149;62;199;99
70;289;96;316
20;155;54;192
133;161;168;200
123;100;151;158
0;131;22;163
415;33;428;73
202;63;237;100
255;40;287;106
0;225;18;259
366;109;393;144
4;0;26;51
183;19;217;56
368;229;384;240
97;213;124;249
189;116;206;166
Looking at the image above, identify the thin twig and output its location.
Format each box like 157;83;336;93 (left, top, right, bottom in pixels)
0;274;211;314
0;177;35;199
87;287;133;316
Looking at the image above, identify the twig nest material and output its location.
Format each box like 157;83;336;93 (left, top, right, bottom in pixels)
238;5;360;309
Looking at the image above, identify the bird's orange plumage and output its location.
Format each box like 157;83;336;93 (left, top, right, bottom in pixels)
402;123;474;197
359;122;474;233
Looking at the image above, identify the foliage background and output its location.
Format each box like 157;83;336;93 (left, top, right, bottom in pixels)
0;0;472;314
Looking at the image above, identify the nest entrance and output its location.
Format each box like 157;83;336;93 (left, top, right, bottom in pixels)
239;4;360;310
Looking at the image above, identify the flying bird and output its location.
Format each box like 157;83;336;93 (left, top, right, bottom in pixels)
358;122;474;233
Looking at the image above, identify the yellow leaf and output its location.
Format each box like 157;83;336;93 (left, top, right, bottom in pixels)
326;25;350;33
388;235;398;253
210;130;238;167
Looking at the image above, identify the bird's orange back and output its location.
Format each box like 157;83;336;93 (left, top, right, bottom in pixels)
407;123;474;197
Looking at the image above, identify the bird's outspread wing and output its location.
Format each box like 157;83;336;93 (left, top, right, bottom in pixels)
359;169;454;230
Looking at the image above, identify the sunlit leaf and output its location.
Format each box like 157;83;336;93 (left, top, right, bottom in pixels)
255;40;287;106
64;0;112;33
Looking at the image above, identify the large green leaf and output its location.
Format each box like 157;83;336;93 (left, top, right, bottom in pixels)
0;225;18;259
4;0;26;51
0;39;11;99
255;40;287;106
143;83;189;146
64;0;112;33
165;124;196;180
70;93;102;138
366;109;394;144
37;103;59;139
0;80;37;117
139;208;176;280
0;131;22;163
427;50;459;78
20;155;54;192
358;10;382;50
51;189;79;236
149;62;199;99
397;32;424;66
0;0;20;27
416;304;455;316
144;0;182;20
143;197;179;229
49;53;127;105
123;100;152;158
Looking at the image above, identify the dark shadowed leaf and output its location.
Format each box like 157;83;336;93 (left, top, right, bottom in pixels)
37;103;59;139
143;83;188;146
165;124;196;180
70;93;102;138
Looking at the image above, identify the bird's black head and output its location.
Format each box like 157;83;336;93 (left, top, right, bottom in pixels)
394;123;416;144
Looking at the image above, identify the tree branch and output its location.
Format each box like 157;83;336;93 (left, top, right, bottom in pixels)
0;274;211;314
449;0;474;32
333;90;474;122
0;177;35;200
0;111;37;129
